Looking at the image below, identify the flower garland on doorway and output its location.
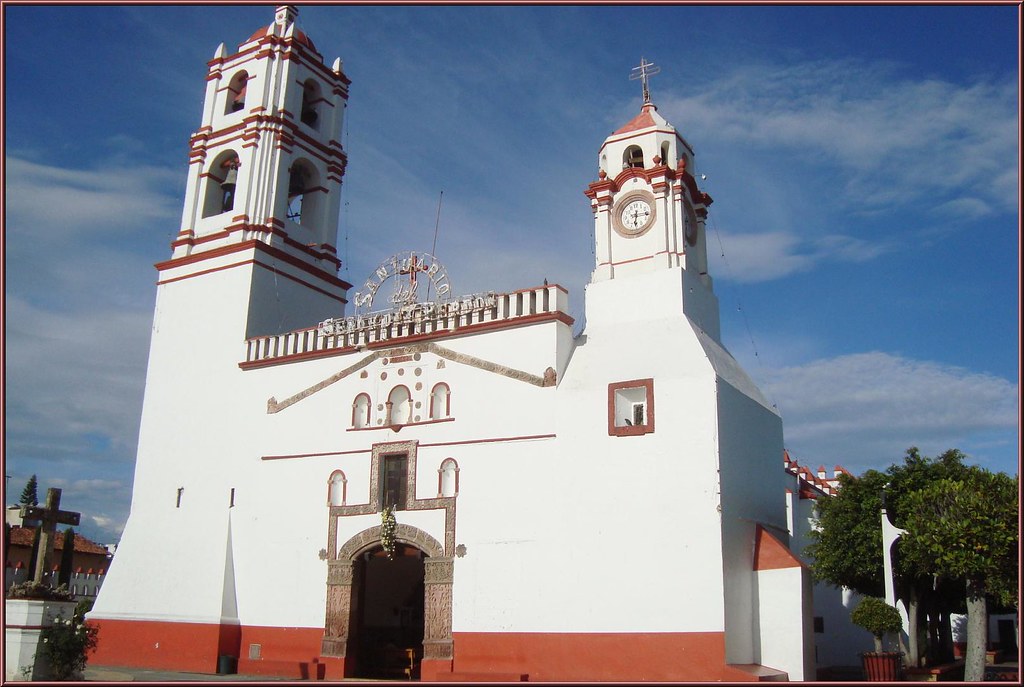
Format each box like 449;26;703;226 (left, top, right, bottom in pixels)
381;505;397;559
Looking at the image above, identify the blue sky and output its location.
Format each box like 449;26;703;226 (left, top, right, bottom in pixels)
3;4;1019;544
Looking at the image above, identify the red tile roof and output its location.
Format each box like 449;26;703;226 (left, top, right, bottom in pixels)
613;104;657;135
7;526;110;556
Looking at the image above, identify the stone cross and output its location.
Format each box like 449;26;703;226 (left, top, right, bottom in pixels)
21;487;80;584
630;57;661;104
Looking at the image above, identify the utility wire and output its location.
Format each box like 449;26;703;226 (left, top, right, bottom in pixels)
707;208;779;412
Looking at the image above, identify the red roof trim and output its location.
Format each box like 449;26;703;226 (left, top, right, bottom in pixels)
753;525;805;571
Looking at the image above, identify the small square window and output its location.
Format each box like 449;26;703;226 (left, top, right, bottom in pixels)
608;379;655;436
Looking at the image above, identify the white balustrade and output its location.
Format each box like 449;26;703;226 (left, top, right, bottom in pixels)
243;285;568;364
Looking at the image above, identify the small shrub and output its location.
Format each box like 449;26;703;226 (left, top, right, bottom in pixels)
851;596;903;653
38;609;98;680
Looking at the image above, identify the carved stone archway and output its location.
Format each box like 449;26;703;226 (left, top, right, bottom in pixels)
322;524;453;668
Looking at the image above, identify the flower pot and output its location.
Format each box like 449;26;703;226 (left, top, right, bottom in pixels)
861;651;903;681
4;598;77;681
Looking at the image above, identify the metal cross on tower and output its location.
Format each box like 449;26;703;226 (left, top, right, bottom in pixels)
630;58;661;104
21;487;81;584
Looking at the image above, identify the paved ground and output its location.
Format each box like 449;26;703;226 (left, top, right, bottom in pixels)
83;666;295;682
82;666;397;682
83;661;1018;682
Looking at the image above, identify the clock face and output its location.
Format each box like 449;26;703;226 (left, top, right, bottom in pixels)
613;193;656;237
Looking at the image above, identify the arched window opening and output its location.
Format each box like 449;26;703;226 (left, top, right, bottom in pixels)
624;145;644;169
387;386;412;426
202;152;241;218
352;393;371;429
301;79;321;129
287;161;319;225
220;158;239;213
660;142;671;166
429;383;451;420
225;71;248;114
328;470;348;506
438;458;459;498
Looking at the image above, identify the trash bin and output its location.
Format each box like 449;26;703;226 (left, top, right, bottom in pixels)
217;655;238;675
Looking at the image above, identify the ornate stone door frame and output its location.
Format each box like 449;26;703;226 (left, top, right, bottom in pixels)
322;524;453;665
322;440;456;668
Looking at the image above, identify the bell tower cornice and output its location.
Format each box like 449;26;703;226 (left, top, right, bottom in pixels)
585;158;713;214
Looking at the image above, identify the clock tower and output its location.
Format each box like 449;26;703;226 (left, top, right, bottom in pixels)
584;60;719;340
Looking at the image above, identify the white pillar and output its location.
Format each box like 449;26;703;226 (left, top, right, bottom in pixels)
880;508;910;632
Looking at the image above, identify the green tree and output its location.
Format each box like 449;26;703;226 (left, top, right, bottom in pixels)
805;468;889;597
19;474;39;507
900;470;1018;682
806;448;973;667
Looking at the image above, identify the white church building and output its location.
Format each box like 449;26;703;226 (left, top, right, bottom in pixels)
88;6;815;681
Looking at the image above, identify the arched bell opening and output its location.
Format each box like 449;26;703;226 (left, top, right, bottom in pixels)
301;79;322;129
623;144;644;169
202;151;241;218
286;159;321;228
224;70;248;115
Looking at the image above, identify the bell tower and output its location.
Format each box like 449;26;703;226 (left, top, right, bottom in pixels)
583;60;720;340
166;4;351;337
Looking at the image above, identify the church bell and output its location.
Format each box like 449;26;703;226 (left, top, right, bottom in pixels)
221;165;238;190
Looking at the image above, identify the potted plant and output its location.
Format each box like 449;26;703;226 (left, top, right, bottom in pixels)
851;596;904;681
4;581;80;681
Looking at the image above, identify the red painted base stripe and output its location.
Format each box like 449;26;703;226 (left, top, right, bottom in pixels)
87;619;326;677
448;631;756;682
87;618;225;673
88;620;766;681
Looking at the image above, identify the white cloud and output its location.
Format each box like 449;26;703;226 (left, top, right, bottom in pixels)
656;60;1016;285
4;295;150;462
708;230;893;283
761;352;1019;474
661;60;1017;219
4;155;180;240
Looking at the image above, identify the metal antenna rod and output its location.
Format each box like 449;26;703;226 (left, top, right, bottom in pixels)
426;190;444;301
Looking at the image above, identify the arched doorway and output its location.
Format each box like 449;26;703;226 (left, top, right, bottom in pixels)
351;543;425;679
322;524;453;680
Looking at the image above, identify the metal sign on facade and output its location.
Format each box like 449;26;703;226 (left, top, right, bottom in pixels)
318;251;498;338
353;251;451;313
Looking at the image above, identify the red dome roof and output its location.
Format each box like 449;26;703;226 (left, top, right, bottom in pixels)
245;25;318;52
